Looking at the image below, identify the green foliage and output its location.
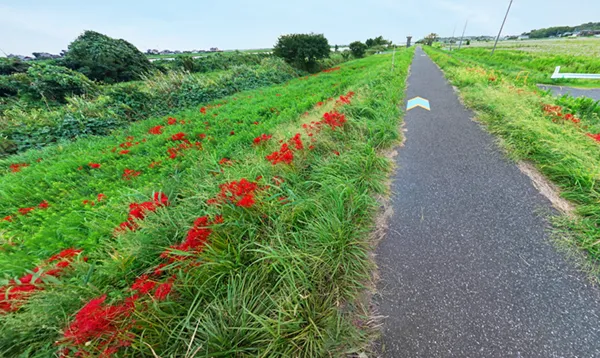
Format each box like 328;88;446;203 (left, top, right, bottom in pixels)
528;22;600;38
0;58;30;75
24;63;98;103
423;33;439;46
153;51;272;74
466;39;471;46
349;41;368;58
0;50;414;356
273;33;331;72
65;30;153;83
0;58;298;154
341;50;352;60
365;36;391;48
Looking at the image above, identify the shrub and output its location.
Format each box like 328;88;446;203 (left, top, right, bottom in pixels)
349;41;368;58
65;31;152;83
25;63;98;103
0;58;30;76
273;33;330;72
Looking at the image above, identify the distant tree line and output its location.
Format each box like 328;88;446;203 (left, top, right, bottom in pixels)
525;22;600;38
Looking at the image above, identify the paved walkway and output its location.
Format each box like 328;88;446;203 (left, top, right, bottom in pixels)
537;84;600;101
375;47;600;357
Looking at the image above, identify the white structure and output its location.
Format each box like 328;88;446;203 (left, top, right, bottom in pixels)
551;66;600;80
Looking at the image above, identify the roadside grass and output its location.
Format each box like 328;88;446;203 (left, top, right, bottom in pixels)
425;47;600;271
438;47;600;88
0;50;413;356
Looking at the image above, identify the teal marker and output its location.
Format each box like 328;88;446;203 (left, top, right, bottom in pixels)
407;97;430;111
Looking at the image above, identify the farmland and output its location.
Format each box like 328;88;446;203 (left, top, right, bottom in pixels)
424;46;600;271
469;37;600;57
0;49;413;356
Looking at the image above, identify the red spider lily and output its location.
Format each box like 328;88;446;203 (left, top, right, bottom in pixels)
149;161;162;168
162;216;220;261
115;193;169;233
564;113;581;124
131;275;156;295
253;134;273;145
333;150;340;156
316;101;324;107
167;117;177;125
253;121;259;125
18;207;35;216
488;76;497;82
200;107;207;114
166;141;202;159
198;133;207;139
82;200;95;206
322;66;341;73
153;263;167;276
98;193;106;202
122;169;141;180
119;142;133;148
89;163;101;169
587;133;600;142
219;158;232;166
49;248;83;262
230;131;235;135
148;125;164;135
209;179;259;208
171;132;186;141
2;215;12;222
266;143;294;165
309;145;315;150
119;150;130;155
60;294;135;355
543;104;563;117
154;192;170;206
289;133;304;150
154;281;173;300
9;163;28;173
322;111;347;130
38;200;49;209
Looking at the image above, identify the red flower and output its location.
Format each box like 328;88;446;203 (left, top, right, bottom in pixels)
153;192;170;207
322;111;347;129
317;101;324;107
587;133;600;142
154;281;173;300
119;150;130;155
131;275;156;295
289;133;304;150
253;134;273;145
253;121;259;125
48;248;83;262
89;163;101;169
122;168;141;180
18;207;35;216
236;195;255;208
266;143;294;165
171;132;186;141
209;178;259;208
97;193;106;202
200;107;207;114
148;125;164;135
167;117;177;125
333;150;340;156
219;158;232;166
230;131;235;136
9;163;28;173
38;200;49;209
198;133;207;139
2;215;13;222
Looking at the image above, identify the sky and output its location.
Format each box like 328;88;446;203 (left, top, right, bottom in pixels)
1;0;598;56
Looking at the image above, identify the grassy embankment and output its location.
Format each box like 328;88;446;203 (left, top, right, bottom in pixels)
425;46;600;273
0;50;413;357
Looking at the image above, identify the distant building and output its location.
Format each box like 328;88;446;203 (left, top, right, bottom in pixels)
518;35;529;40
209;47;222;52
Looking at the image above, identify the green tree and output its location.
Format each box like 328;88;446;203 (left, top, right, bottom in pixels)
26;63;98;102
273;33;330;72
65;30;152;83
334;44;339;52
365;36;392;48
349;41;368;58
423;33;439;46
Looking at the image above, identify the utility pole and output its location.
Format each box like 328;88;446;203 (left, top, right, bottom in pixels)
491;0;514;55
458;19;469;50
449;24;457;51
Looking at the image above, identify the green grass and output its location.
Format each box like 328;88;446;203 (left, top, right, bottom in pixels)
0;49;413;357
425;47;600;270
146;49;273;59
439;45;600;88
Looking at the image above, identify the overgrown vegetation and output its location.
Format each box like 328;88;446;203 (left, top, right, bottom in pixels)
425;47;600;269
273;33;331;72
0;50;413;357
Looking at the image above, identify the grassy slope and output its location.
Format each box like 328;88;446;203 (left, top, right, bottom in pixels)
0;50;413;357
424;47;600;269
441;47;600;88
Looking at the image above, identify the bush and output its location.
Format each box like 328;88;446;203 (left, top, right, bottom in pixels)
273;33;330;72
65;31;152;83
25;63;98;103
0;58;30;75
349;41;367;58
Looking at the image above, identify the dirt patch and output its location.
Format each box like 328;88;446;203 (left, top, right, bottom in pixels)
517;161;576;217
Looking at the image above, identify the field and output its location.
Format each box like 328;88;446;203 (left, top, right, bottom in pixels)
448;37;600;88
424;46;600;272
0;50;413;357
469;37;600;57
146;49;274;60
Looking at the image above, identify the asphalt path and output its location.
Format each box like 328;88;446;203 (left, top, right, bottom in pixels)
537;84;600;101
375;47;600;357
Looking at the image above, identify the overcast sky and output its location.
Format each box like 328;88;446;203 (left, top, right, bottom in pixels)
1;0;598;55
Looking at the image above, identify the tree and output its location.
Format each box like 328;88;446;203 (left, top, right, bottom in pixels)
334;44;339;52
423;33;439;46
466;39;471;46
273;33;330;72
349;41;367;58
65;30;152;83
365;36;392;48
